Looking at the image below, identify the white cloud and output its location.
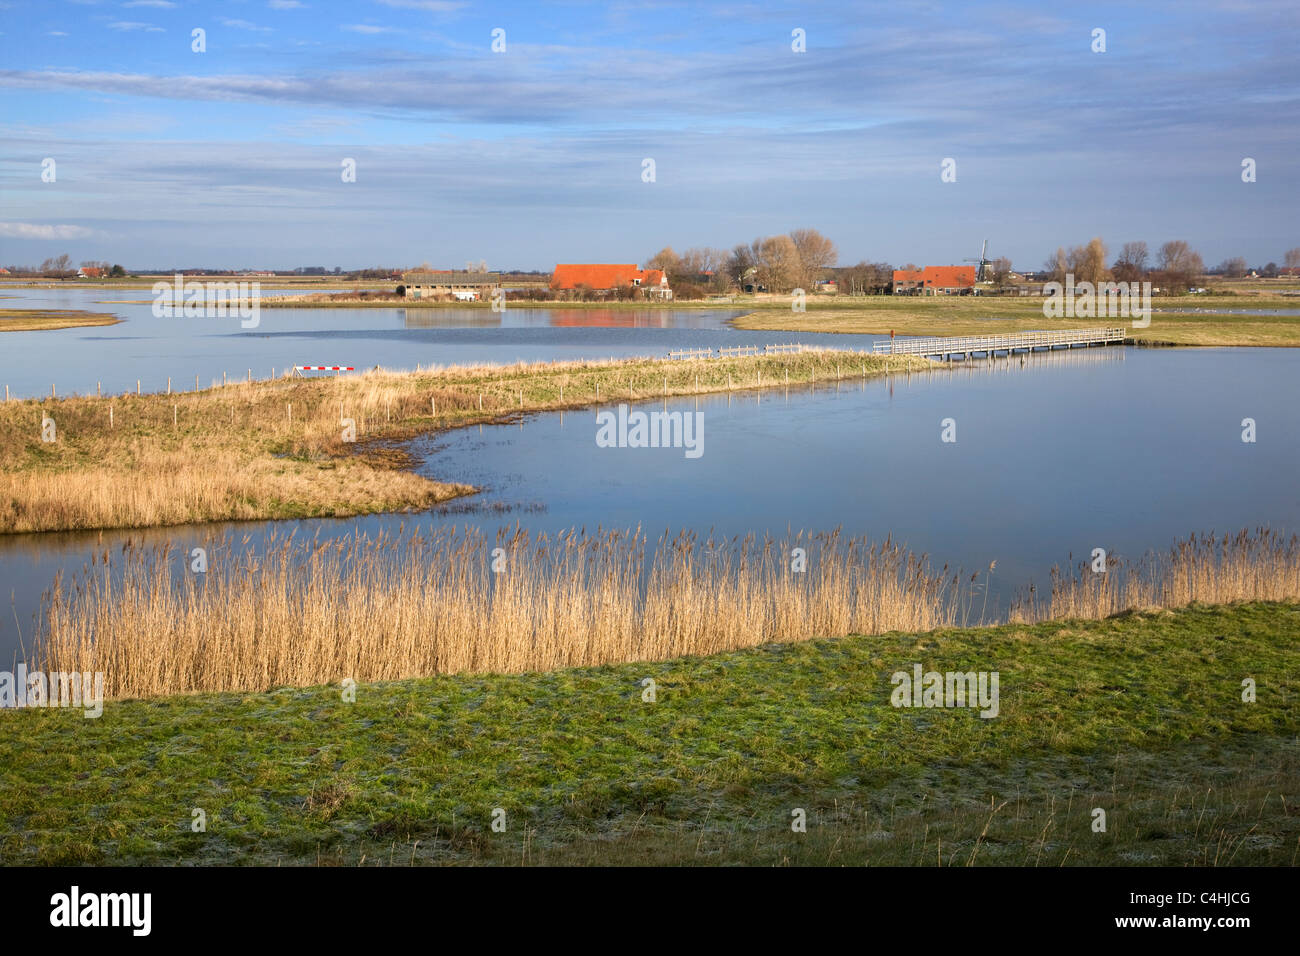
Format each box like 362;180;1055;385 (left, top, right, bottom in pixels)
108;21;165;32
342;24;397;35
0;223;94;240
124;1;177;8
219;18;273;32
47;31;69;37
268;0;306;8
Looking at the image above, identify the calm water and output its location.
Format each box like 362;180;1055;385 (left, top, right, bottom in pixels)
2;342;1297;664
0;286;852;400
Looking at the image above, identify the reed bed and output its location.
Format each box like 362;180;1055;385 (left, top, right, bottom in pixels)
1036;527;1300;620
35;528;962;699
32;526;1300;700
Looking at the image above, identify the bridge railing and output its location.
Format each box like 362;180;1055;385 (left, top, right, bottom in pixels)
872;327;1126;356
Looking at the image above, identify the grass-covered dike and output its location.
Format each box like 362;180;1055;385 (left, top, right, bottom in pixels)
2;602;1296;866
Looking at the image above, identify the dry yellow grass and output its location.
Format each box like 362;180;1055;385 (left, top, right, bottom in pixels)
37;528;962;698
1038;528;1300;619
0;308;121;332
0;351;931;534
33;526;1300;700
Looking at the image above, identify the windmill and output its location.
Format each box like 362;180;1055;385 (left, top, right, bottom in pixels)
965;239;993;282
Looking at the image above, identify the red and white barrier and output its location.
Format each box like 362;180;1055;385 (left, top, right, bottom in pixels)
294;366;354;371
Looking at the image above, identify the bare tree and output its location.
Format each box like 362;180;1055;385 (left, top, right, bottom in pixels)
1217;257;1248;278
1112;241;1148;283
1158;240;1202;274
646;246;680;273
788;228;837;289
1157;240;1205;290
1066;238;1109;285
758;235;802;293
42;253;73;278
1043;247;1068;284
1285;248;1300;271
985;255;1011;285
727;240;761;288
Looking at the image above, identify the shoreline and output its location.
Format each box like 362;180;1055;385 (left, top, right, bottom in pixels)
0;349;934;536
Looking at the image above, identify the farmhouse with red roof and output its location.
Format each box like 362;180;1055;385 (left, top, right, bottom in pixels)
892;265;976;295
550;264;672;299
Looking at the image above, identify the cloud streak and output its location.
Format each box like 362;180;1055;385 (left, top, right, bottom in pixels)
0;223;95;240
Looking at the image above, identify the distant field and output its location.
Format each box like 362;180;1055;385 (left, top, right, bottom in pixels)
0;308;121;332
3;601;1295;865
732;294;1300;347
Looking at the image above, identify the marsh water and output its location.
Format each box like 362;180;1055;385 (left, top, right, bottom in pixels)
2;288;1298;663
1;285;810;399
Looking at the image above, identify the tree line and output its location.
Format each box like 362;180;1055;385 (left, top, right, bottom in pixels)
4;255;126;277
643;228;850;296
1043;240;1300;290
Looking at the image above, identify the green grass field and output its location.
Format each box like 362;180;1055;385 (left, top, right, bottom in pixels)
731;294;1300;347
3;602;1295;866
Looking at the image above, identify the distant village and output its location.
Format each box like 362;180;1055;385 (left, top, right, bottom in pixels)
7;232;1299;302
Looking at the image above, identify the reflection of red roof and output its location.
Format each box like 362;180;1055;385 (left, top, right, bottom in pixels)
892;266;976;287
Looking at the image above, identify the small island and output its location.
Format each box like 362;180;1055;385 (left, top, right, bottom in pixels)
0;308;122;332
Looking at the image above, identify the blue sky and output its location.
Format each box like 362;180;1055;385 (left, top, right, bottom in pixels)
0;0;1296;271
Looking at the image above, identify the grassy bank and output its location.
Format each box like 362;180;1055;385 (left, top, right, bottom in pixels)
3;601;1296;865
241;291;1300;345
0;350;930;534
0;308;121;332
731;295;1300;346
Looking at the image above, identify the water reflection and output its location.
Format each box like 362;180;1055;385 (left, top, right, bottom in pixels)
2;344;1295;664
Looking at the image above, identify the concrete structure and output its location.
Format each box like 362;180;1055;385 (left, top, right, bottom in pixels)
892;265;977;295
400;270;501;300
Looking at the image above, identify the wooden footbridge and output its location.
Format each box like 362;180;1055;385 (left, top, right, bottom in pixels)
872;327;1126;360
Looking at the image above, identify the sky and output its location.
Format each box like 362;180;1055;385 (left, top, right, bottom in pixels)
0;0;1297;272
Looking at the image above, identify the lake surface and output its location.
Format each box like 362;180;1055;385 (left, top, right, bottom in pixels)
2;340;1297;664
0;286;847;400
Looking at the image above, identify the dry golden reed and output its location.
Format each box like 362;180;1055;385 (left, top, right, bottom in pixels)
1038;527;1300;620
36;528;960;699
34;527;1300;701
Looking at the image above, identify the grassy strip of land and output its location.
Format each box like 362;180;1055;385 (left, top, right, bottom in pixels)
2;601;1295;865
0;308;121;332
0;350;930;534
730;295;1300;346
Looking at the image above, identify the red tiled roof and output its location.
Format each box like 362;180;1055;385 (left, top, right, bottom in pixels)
550;264;671;290
551;263;643;290
892;265;976;288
